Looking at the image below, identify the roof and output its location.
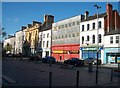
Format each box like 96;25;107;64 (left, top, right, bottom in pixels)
81;12;107;22
40;24;52;32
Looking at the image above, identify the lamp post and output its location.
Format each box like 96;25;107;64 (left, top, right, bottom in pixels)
94;4;101;84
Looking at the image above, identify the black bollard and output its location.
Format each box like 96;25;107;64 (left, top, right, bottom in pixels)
76;71;79;88
111;69;113;82
49;72;52;88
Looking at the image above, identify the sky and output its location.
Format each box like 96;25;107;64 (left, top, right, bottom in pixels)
2;2;119;36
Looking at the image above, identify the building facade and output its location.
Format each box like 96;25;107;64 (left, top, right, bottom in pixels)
38;14;54;58
23;21;42;55
52;15;84;61
3;35;15;54
80;12;105;64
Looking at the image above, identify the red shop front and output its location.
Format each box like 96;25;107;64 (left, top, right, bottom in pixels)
51;44;80;61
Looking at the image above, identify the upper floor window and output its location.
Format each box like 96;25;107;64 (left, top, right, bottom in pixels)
62;25;64;28
65;34;67;38
58;26;61;29
76;33;79;37
98;34;102;43
116;36;119;43
92;35;95;43
72;22;75;26
87;36;89;41
62;35;64;38
65;24;68;28
72;33;75;37
82;25;84;31
43;34;45;38
87;24;90;31
47;33;49;38
43;41;45;47
77;21;79;25
46;41;49;47
110;36;113;44
98;21;102;28
82;36;84;44
92;23;95;29
69;34;71;38
69;23;71;27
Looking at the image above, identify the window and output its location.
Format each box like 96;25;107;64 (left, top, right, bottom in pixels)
58;26;61;29
77;21;79;25
62;35;64;38
82;25;84;31
65;34;67;38
69;34;71;38
87;24;89;31
69;23;71;27
87;36;89;41
46;41;49;47
76;33;79;37
92;35;95;43
47;33;49;38
43;34;45;38
98;21;102;28
110;36;113;44
58;36;60;39
72;33;75;37
65;24;68;28
116;36;119;43
93;23;95;29
98;34;102;43
43;41;45;47
73;22;75;26
56;37;57;39
82;36;84;44
62;25;64;28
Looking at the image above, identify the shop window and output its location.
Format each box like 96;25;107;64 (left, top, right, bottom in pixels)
92;35;95;43
110;36;113;44
116;36;119;43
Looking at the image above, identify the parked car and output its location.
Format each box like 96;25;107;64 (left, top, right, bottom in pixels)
84;58;101;65
84;58;94;65
64;58;84;67
42;56;56;63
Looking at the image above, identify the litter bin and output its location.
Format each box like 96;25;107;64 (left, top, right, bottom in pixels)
88;63;93;72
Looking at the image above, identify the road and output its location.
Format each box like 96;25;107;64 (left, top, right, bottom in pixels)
2;57;120;87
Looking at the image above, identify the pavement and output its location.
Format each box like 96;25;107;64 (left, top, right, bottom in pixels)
2;57;120;87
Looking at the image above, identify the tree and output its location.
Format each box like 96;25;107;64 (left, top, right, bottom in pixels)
4;43;12;53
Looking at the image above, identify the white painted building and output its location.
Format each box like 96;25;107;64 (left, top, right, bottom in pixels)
15;30;23;54
41;29;51;57
3;35;15;54
80;12;106;64
103;33;120;64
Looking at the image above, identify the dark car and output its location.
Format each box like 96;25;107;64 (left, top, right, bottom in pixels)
42;56;56;63
84;58;101;65
84;58;94;65
64;58;84;67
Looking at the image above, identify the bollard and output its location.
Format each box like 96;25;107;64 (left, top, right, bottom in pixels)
111;69;113;82
49;72;52;88
76;71;79;88
96;69;98;84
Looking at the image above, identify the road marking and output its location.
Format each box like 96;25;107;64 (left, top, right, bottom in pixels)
2;75;16;84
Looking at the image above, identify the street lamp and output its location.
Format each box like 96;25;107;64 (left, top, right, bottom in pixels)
94;4;101;84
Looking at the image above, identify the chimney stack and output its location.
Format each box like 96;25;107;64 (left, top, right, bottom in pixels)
84;11;89;20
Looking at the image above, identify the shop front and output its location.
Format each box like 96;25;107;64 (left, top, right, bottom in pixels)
104;48;120;64
80;47;101;59
52;44;80;61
